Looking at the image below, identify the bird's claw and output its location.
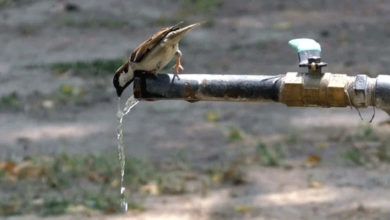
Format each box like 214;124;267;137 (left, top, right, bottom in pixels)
172;64;184;80
173;73;181;80
173;64;184;72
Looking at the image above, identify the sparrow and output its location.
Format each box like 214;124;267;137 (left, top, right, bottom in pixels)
113;21;204;97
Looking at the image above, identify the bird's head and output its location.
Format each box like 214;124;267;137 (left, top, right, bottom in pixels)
113;62;134;97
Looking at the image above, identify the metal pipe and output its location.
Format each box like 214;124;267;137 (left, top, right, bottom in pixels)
375;75;390;116
133;73;390;116
133;74;282;102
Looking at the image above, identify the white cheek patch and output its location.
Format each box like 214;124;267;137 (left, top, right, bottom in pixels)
118;71;135;87
119;74;128;87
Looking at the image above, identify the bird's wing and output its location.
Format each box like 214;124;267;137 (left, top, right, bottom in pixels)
130;21;183;63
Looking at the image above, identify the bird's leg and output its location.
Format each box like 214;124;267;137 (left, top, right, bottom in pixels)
172;50;184;80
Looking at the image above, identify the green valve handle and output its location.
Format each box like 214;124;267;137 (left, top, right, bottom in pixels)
288;38;326;69
288;38;321;53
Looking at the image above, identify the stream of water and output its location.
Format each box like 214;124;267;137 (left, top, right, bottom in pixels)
116;95;139;212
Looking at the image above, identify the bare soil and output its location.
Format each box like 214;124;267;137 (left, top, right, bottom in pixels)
1;0;390;219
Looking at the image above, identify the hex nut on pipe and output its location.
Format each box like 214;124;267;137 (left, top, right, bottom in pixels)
282;72;304;106
327;74;348;107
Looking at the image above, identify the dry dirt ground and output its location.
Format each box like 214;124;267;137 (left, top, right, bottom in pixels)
1;0;390;220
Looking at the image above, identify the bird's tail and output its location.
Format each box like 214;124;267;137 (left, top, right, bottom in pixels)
166;21;206;44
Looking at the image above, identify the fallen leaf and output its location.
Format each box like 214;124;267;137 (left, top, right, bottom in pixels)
12;161;32;174
305;154;321;167
141;183;160;195
0;161;17;174
184;173;196;180
0;203;17;216
234;205;251;213
308;181;324;188
227;127;243;141
206;111;219;122
88;171;109;183
14;161;46;179
104;206;117;215
211;173;222;183
20;166;46;179
0;161;18;182
88;171;99;182
110;179;119;188
60;84;74;95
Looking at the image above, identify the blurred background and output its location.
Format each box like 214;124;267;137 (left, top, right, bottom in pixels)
1;0;390;219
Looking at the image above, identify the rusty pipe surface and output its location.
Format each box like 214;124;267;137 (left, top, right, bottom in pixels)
133;73;281;102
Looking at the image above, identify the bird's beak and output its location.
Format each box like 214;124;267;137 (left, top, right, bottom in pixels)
113;72;131;97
